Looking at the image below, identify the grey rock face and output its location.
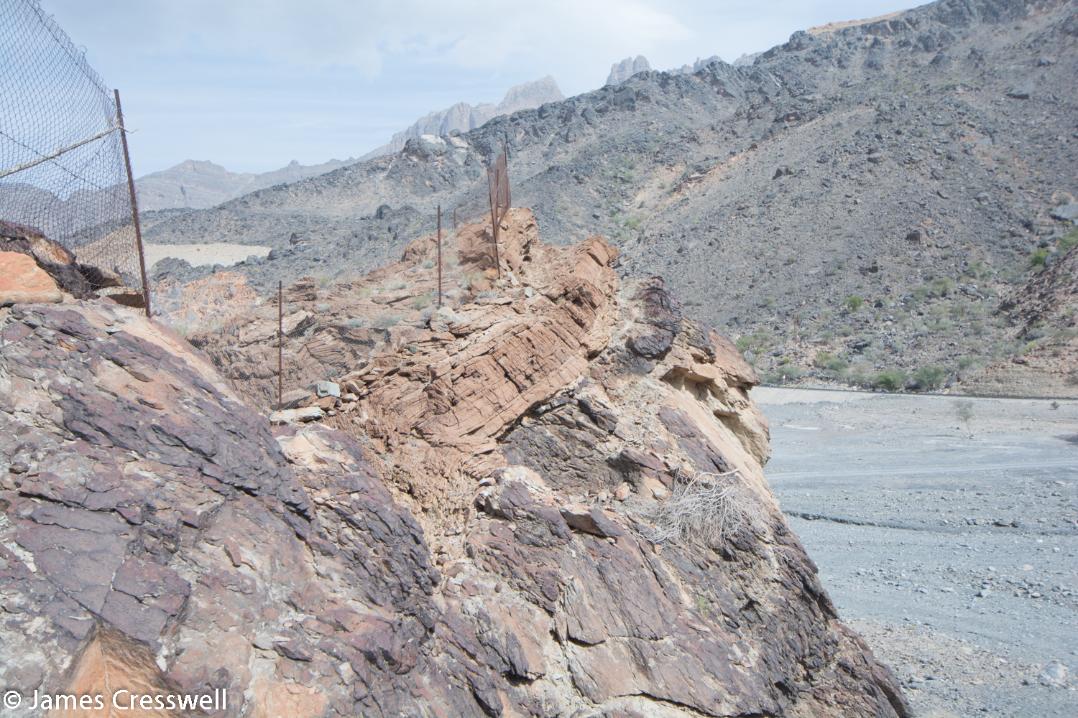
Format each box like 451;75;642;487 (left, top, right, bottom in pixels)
360;76;564;160
146;0;1078;394
135;157;357;211
605;55;651;85
0;274;911;715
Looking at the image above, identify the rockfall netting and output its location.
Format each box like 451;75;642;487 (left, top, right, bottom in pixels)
0;0;148;304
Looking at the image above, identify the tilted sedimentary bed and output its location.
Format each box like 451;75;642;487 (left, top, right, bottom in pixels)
0;210;909;716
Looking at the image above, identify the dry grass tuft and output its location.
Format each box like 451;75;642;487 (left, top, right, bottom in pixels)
648;468;756;546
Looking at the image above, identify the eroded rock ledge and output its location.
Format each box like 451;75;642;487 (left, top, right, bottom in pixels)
0;210;908;716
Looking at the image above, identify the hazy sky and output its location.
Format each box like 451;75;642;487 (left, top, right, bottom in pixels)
40;0;916;176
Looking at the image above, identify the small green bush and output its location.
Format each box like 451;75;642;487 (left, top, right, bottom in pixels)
1058;228;1078;252
912;365;947;390
762;365;803;384
372;313;401;329
929;277;954;297
845;295;864;312
873;369;906;392
814;351;849;374
1029;247;1049;269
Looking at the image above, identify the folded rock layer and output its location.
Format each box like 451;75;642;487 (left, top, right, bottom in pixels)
0;210;909;716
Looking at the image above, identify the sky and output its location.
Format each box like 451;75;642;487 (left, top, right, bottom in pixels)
39;0;917;177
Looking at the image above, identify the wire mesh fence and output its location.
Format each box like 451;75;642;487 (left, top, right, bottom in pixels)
486;141;510;275
0;0;149;310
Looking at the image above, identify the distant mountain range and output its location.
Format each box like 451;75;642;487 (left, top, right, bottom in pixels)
135;158;357;212
134;77;564;211
143;0;1078;397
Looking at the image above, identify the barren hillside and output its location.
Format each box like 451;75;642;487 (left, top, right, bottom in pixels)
0;212;910;716
144;0;1077;395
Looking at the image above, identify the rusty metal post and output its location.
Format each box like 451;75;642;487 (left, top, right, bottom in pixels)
278;280;283;411
114;89;151;317
488;170;501;278
436;204;443;308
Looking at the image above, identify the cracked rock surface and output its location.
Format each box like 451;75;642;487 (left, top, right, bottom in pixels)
1;211;908;715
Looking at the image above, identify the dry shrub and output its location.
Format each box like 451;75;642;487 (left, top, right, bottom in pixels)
648;468;758;546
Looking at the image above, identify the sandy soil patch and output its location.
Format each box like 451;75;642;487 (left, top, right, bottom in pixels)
144;243;270;269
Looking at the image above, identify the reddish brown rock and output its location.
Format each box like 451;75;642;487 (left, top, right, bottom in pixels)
0;210;910;717
0;251;63;305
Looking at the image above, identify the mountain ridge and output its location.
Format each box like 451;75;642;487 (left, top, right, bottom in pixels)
135;156;356;211
144;0;1078;397
357;76;564;160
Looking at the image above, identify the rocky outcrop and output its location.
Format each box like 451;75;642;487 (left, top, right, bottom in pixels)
361;77;565;160
965;244;1078;397
0;252;62;305
126;208;913;716
0;301;499;716
0;220;131;305
145;0;1078;396
605;55;651;85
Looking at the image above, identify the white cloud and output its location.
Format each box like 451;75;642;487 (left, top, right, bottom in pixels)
44;0;689;84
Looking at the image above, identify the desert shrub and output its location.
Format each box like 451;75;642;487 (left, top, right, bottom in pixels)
648;470;758;546
963;260;991;280
734;329;774;357
954;399;975;435
845;295;864;312
846;369;871;387
411;292;433;310
872;369;906;392
342;317;367;329
460;271;484;290
372;313;401;329
420;259;435;269
929;277;954;297
1059;228;1078;252
814;351;848;374
762;364;803;384
1029;247;1049;269
912;365;947;390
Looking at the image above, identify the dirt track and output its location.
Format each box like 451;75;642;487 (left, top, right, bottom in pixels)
757;388;1078;717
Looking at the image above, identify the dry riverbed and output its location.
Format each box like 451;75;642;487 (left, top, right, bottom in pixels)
757;388;1078;717
143;242;270;269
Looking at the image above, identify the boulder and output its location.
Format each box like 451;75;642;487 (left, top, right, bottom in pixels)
1049;203;1078;222
314;380;340;398
0;251;62;305
269;406;324;424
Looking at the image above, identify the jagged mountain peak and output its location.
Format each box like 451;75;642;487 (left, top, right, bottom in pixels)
606;55;652;85
359;76;564;161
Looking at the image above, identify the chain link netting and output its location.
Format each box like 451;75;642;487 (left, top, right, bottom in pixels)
0;0;147;301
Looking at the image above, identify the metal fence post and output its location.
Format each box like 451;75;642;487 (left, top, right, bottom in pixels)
278;280;283;411
436;204;443;308
113;89;151;317
488;170;501;278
